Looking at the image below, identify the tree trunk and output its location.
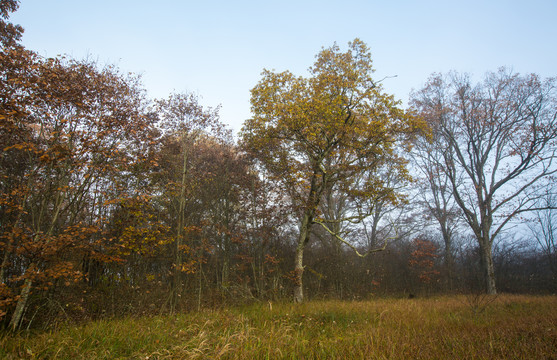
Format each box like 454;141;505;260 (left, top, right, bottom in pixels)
440;225;454;291
293;211;312;303
293;244;304;303
444;243;454;291
479;241;497;294
9;277;32;331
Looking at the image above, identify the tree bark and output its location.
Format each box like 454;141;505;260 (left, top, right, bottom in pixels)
440;224;454;291
479;241;497;295
293;211;312;303
9;276;32;331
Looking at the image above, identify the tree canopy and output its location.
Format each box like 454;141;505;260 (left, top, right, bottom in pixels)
241;39;425;302
410;69;557;294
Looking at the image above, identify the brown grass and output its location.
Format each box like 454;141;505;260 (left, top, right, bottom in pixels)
1;294;556;359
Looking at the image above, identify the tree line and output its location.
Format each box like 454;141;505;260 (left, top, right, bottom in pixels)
1;1;556;330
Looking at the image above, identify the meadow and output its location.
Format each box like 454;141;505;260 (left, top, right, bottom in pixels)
1;295;555;359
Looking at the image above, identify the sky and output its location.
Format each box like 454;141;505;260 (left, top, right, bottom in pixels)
10;0;557;135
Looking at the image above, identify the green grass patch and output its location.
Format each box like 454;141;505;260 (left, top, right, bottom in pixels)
1;295;556;359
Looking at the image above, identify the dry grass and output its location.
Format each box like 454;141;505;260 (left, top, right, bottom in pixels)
1;294;556;359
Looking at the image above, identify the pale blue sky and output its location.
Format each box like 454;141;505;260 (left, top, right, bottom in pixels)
10;0;557;134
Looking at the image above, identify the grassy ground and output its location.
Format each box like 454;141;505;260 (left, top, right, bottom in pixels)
1;294;556;359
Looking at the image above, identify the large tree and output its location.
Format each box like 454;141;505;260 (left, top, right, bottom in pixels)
240;39;423;303
410;69;557;294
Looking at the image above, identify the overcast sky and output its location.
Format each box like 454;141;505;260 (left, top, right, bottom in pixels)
10;0;557;134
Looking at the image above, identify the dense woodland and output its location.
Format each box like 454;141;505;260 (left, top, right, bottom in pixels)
1;1;556;331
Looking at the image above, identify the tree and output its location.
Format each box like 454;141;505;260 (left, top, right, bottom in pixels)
0;47;157;329
408;237;441;294
314;154;417;298
412;124;462;290
154;93;226;311
410;69;557;294
241;39;423;303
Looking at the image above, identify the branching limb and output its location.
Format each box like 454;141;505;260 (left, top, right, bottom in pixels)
314;219;394;257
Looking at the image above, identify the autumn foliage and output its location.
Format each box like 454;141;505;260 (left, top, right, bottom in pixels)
1;1;556;333
241;39;425;302
1;13;287;325
409;237;441;285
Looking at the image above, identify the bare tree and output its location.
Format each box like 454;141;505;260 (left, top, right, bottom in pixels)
410;69;557;294
412;125;462;290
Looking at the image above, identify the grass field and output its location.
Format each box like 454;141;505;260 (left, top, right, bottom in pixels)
1;294;555;359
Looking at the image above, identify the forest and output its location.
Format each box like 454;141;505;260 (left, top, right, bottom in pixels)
1;0;556;333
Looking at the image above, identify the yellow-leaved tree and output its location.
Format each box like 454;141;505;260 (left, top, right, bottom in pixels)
240;39;425;303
